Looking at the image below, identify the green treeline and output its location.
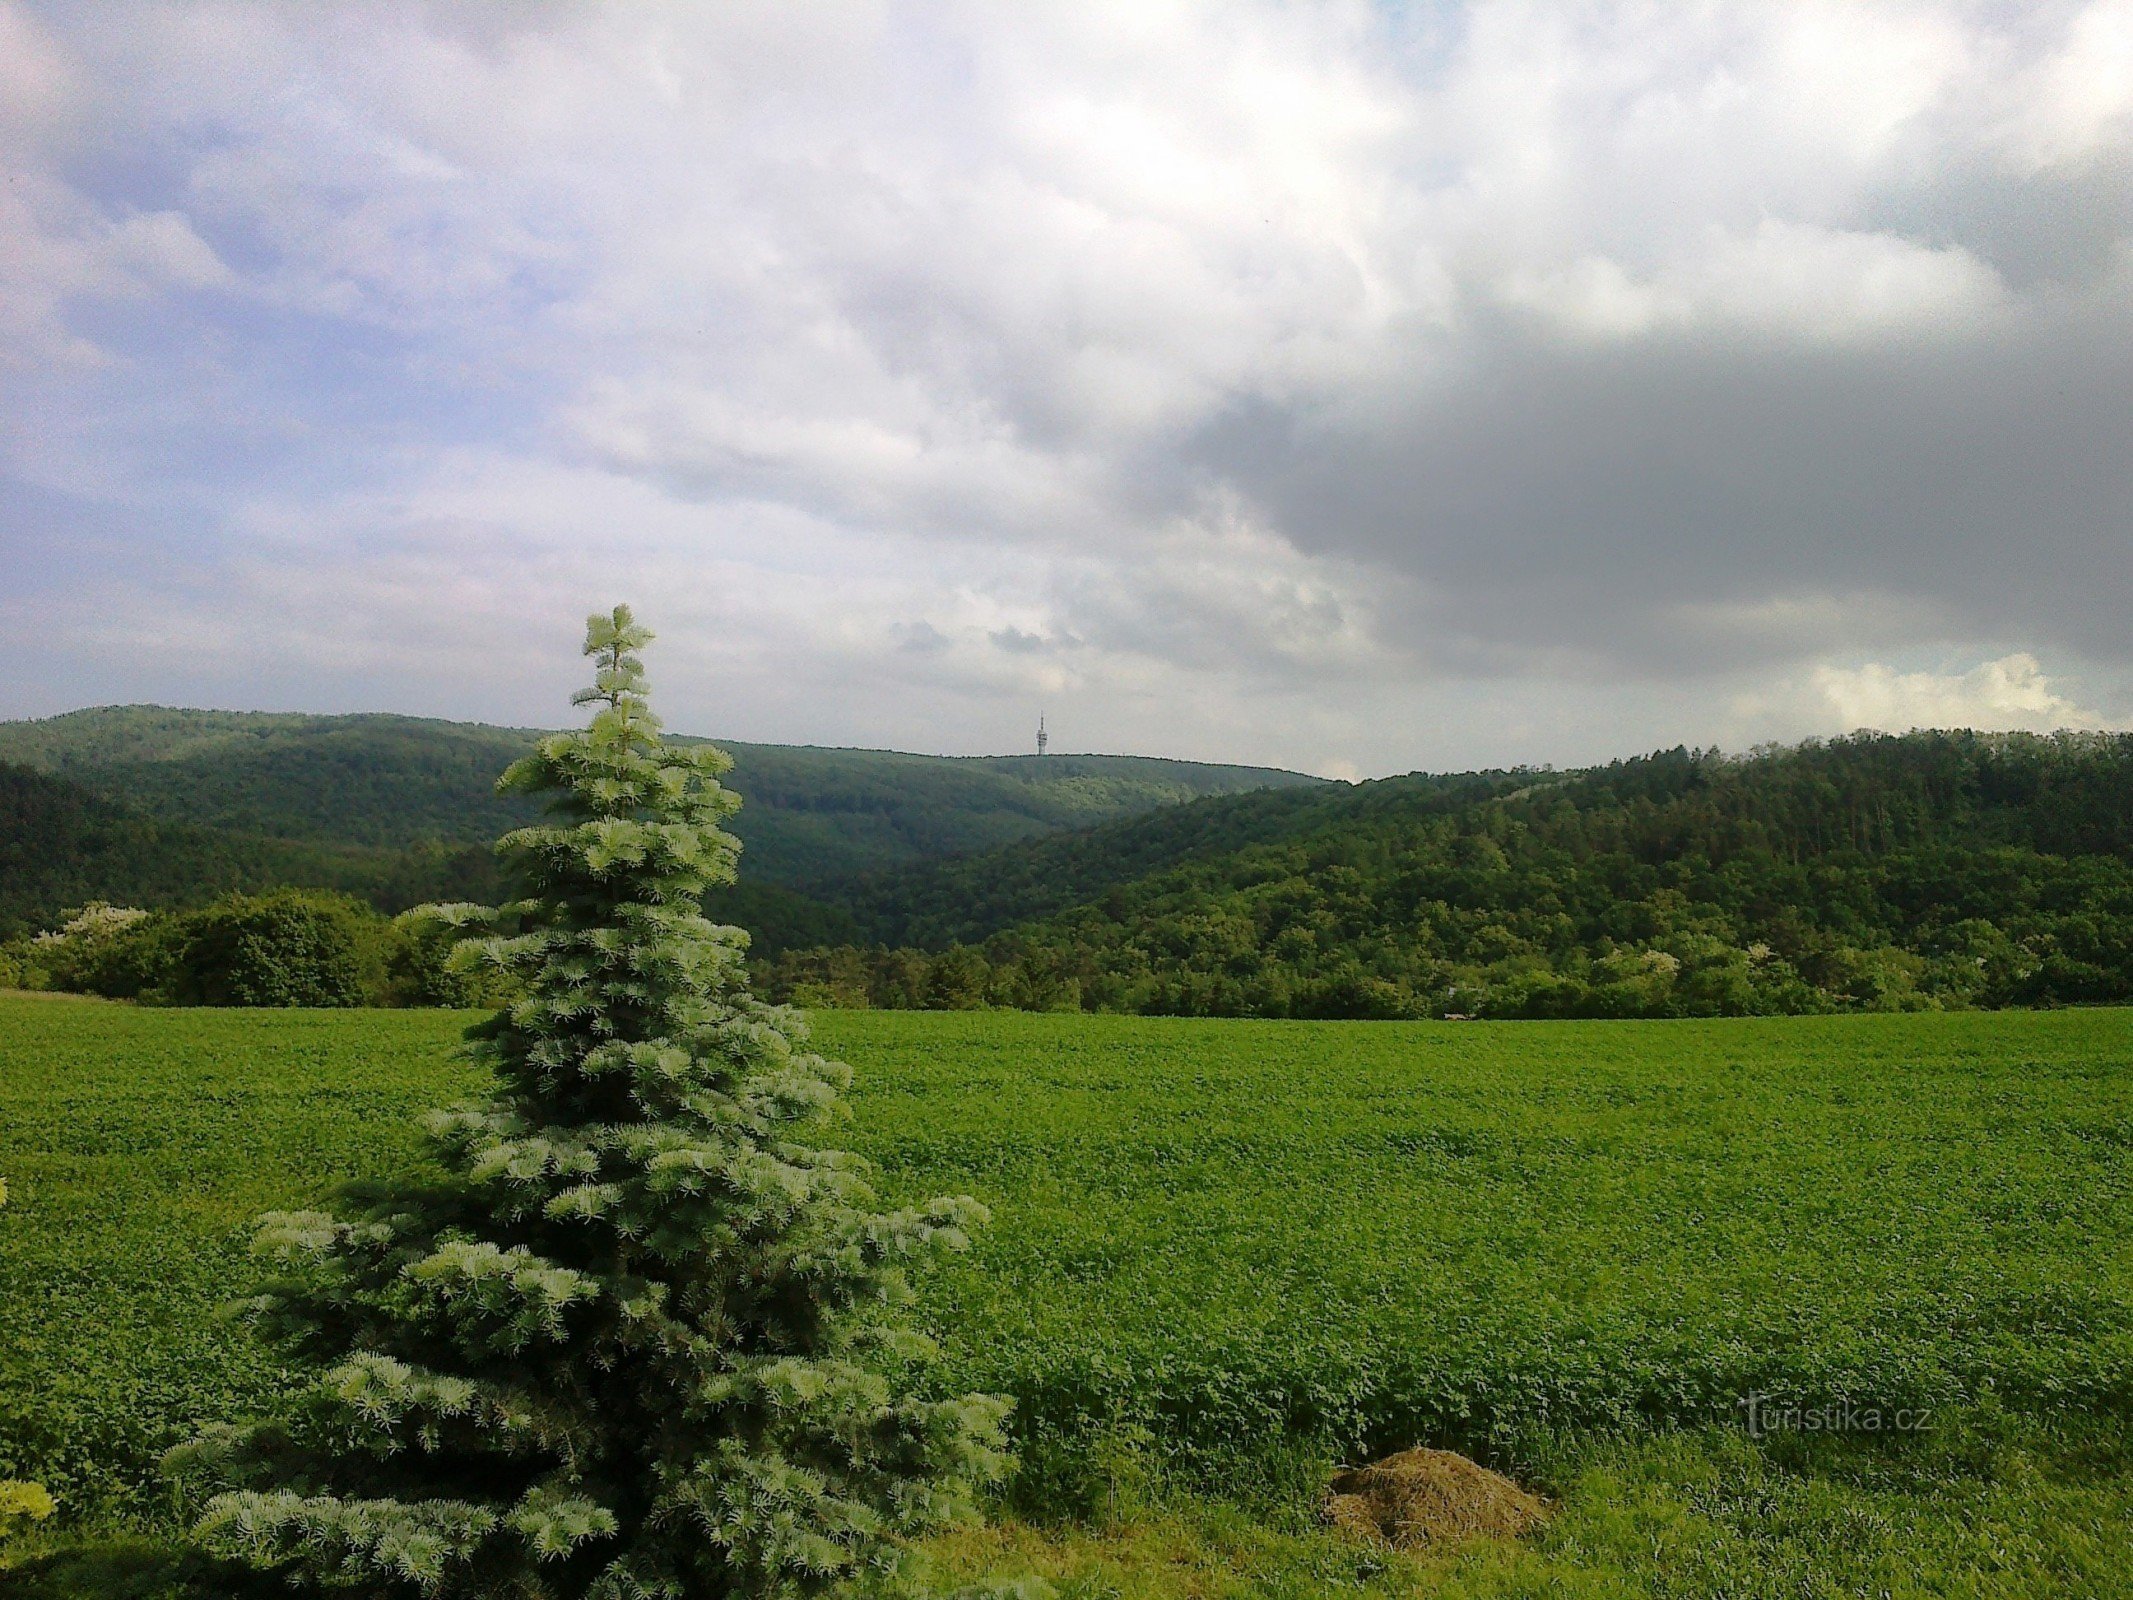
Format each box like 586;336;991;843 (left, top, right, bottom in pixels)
0;764;501;938
12;725;2133;1018
0;706;1321;937
0;891;505;1009
756;731;2133;1018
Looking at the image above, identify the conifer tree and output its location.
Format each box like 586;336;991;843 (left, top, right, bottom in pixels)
171;607;1011;1598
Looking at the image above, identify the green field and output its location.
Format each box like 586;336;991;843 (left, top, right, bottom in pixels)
4;998;2133;1595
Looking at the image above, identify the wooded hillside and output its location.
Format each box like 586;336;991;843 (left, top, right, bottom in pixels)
12;708;2133;1019
0;705;1321;936
763;731;2133;1017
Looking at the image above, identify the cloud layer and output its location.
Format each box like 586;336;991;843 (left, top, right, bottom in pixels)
4;1;2131;773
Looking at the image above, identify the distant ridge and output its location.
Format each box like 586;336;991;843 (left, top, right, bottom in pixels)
0;704;1325;937
12;709;2133;1018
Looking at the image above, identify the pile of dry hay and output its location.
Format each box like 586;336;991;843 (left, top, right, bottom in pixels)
1323;1448;1550;1549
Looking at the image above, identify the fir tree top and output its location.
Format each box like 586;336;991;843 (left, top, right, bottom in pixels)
171;606;1013;1600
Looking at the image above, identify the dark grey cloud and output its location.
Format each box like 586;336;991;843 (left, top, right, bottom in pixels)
1192;290;2133;673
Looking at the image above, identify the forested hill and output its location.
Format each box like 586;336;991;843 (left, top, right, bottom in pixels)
0;764;499;936
0;705;1322;934
762;730;2133;1017
15;708;2133;1019
830;767;1530;949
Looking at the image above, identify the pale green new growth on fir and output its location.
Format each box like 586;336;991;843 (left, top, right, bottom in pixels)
169;607;1014;1599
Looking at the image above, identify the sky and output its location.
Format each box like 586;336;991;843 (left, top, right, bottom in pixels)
3;1;2131;780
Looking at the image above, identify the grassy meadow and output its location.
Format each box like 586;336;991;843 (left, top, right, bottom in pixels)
3;996;2132;1595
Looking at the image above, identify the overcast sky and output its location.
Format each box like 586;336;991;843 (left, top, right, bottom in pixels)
4;1;2131;778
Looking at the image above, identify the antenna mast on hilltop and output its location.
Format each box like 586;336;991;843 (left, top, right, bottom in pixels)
1037;714;1048;756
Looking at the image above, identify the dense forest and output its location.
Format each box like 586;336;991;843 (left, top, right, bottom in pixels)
759;731;2133;1017
0;706;1317;937
0;764;498;933
8;709;2133;1019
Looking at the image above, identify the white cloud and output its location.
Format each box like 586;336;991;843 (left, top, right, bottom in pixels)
4;1;2133;773
2000;0;2133;169
1741;653;2126;738
1812;654;2122;733
1501;221;2008;344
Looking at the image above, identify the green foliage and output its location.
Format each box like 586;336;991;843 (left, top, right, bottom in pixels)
161;610;1011;1599
0;1004;488;1528
0;709;545;849
756;947;1092;1015
21;893;399;1008
8;1001;2132;1533
385;909;521;1010
0;759;501;939
924;1410;2133;1600
768;733;2133;1017
25;702;2133;1027
1;1172;54;1545
17;1420;2133;1599
697;747;1321;888
0;1536;283;1600
0;1479;55;1539
30;904;157;991
0;707;1321;930
159;890;381;1008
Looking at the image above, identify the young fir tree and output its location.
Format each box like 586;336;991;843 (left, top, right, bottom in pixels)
171;607;1012;1599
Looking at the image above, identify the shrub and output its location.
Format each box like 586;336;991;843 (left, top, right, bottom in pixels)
26;905;172;998
925;946;993;1010
19;895;389;1008
0;938;38;991
0;1476;53;1539
162;891;380;1008
1287;968;1420;1020
383;907;518;1009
